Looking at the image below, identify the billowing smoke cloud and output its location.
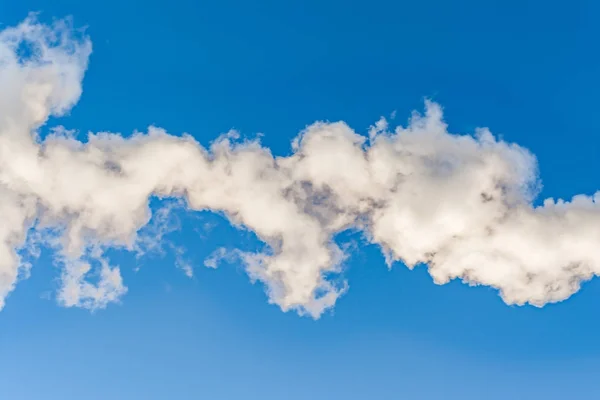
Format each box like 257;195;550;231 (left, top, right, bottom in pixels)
1;15;599;318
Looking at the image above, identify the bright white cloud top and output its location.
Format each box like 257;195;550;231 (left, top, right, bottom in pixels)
1;15;599;318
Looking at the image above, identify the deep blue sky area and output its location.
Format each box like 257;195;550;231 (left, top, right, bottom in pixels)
2;1;600;399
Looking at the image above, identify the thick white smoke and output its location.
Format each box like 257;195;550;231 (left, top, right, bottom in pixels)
1;15;599;318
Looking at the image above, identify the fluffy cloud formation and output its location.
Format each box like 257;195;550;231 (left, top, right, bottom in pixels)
1;15;599;318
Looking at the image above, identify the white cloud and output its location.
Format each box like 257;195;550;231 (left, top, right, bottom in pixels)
203;247;232;269
0;15;599;318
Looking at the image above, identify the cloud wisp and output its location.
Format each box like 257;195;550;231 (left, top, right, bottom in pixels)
1;15;599;318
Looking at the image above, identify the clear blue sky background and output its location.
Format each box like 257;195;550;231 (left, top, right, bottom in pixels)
2;1;600;399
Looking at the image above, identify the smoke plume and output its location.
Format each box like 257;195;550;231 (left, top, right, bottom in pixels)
1;15;598;318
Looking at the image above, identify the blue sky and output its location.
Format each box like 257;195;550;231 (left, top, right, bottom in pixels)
2;1;600;399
